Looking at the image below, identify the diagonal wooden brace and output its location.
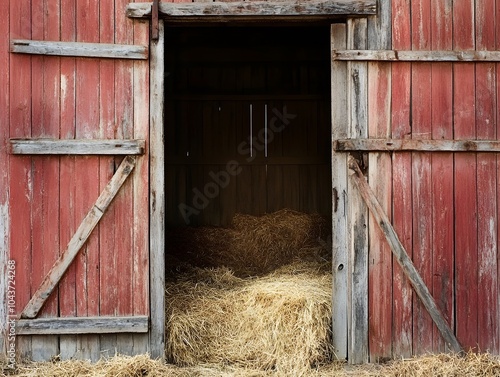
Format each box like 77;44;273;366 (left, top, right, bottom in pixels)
21;156;137;319
348;156;463;354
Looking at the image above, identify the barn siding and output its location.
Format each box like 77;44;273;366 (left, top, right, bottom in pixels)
2;0;150;361
385;0;500;358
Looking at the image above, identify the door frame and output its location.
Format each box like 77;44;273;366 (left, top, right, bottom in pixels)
147;0;387;358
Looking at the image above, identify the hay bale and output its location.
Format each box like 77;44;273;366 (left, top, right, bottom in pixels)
167;209;330;276
165;261;333;375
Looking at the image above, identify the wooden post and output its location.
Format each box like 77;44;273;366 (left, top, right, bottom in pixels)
348;157;464;354
149;19;166;360
331;23;348;361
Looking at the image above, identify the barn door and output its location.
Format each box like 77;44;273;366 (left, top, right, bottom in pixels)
332;5;500;364
9;34;150;361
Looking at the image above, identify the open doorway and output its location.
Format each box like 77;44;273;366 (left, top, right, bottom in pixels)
164;25;332;227
162;25;334;371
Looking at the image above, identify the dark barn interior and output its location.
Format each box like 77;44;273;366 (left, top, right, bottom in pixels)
165;25;332;228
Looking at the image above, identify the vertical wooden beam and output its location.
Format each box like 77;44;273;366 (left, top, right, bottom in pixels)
58;0;78;360
0;0;10;357
411;0;434;356
347;17;369;365
331;23;348;361
132;6;151;355
475;0;499;354
453;0;478;351
391;0;413;359
367;0;392;362
430;0;454;354
149;19;165;360
10;0;33;361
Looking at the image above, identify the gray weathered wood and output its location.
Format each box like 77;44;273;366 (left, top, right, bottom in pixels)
10;139;145;155
346;18;369;365
348;157;464;354
126;0;377;19
331;23;349;361
11;40;148;60
149;20;166;360
335;138;500;152
332;49;500;62
21;156;137;319
16;316;148;335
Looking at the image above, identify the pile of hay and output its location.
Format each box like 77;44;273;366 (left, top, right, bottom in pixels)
167;209;330;276
4;352;500;377
165;261;333;376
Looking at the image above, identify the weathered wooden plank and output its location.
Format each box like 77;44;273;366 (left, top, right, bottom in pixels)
367;0;392;361
348;157;464;354
453;0;478;352
347;17;369;365
10;139;145;155
391;0;413;358
98;1;119;355
9;0;34;360
475;0;499;353
16;316;149;335
20;156;136;319
334;138;500;152
127;0;378;18
113;0;136;355
332;49;500;62
367;63;392;362
410;0;433;354
430;0;454;354
10;40;148;60
28;0;60;362
330;23;348;361
0;0;10;357
149;20;165;360
132;7;151;355
58;0;78;360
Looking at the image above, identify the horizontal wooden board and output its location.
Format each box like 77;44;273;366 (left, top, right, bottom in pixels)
10;139;145;155
16;316;149;335
11;40;148;60
126;0;377;19
335;138;500;152
332;49;500;62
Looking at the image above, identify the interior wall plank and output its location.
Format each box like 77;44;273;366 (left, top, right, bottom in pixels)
430;0;454;354
58;0;78;361
453;0;479;352
475;0;499;354
497;0;500;354
9;0;33;361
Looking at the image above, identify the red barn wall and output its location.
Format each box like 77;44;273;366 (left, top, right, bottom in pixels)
1;0;150;361
367;0;500;361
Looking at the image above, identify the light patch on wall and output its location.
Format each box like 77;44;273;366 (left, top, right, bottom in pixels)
0;201;10;355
